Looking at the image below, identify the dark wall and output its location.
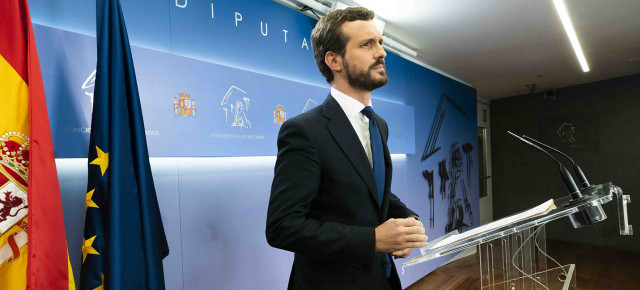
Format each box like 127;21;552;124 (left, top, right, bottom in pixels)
491;73;640;253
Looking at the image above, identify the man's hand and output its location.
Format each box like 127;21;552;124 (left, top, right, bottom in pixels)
374;218;428;253
391;248;412;259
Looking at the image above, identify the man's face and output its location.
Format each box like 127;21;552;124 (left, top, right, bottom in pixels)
340;20;388;91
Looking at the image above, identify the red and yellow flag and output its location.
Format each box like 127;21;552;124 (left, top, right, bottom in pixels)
0;1;75;289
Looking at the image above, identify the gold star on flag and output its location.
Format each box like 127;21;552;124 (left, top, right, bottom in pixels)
89;146;109;176
82;235;100;263
93;273;104;290
86;189;99;210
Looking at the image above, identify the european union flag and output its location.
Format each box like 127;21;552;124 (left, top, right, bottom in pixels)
79;0;169;289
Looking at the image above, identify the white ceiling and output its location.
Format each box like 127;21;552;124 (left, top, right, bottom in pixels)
330;0;640;100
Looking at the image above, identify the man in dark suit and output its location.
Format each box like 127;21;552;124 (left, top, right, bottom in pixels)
266;7;428;290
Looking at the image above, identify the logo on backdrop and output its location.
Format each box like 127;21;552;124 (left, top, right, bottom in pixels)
273;105;286;125
174;92;197;118
82;69;97;105
302;99;318;113
395;119;404;138
557;122;576;143
221;86;251;129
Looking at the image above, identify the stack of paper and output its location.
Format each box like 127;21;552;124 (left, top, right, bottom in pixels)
427;199;556;250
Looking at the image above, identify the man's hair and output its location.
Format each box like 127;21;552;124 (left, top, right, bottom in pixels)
311;7;375;83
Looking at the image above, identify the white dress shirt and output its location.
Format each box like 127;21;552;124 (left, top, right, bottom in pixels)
330;87;374;168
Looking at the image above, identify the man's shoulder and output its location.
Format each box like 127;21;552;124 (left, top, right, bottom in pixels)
276;105;326;144
285;102;325;126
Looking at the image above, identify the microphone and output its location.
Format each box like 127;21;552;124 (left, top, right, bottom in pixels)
509;131;608;229
507;131;582;200
522;135;591;189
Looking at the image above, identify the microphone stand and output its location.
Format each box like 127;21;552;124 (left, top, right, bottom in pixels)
508;131;609;228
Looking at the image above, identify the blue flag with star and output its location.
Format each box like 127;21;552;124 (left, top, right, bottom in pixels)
79;0;169;289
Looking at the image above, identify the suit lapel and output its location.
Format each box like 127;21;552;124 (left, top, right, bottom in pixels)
322;95;381;207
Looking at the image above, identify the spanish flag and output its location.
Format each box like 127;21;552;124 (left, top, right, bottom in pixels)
0;1;75;289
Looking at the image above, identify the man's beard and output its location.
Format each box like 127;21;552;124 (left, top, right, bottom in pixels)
343;59;388;91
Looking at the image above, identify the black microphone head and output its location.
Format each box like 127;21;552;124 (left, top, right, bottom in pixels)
559;165;581;199
571;163;591;188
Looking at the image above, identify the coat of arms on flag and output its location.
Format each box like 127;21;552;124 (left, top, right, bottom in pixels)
0;133;30;265
0;133;29;234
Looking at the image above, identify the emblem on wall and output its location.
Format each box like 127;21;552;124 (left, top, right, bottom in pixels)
82;69;97;105
302;99;318;113
221;86;251;129
557;122;576;143
274;105;287;125
174;92;197;118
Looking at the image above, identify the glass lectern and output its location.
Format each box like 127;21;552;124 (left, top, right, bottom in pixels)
402;183;632;289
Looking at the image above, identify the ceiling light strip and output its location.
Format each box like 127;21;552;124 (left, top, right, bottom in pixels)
553;0;589;72
276;0;320;19
383;36;417;57
296;0;331;14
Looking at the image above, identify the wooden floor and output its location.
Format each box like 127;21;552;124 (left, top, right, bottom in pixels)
407;240;640;289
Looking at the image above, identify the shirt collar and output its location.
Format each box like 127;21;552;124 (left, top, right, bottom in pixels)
330;87;373;119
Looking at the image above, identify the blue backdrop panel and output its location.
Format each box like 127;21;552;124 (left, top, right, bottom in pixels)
31;0;407;103
175;157;290;289
30;0;172;51
55;160;89;285
169;0;322;88
375;102;416;154
147;159;185;290
31;0;477;288
35;25;415;157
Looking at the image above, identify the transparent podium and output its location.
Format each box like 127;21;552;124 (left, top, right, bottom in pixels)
402;183;633;289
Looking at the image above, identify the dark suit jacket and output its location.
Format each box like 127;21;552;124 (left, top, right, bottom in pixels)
266;94;417;290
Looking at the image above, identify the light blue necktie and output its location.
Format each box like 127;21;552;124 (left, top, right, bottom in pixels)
362;106;391;278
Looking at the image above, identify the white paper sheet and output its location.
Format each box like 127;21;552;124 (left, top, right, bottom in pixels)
428;199;556;250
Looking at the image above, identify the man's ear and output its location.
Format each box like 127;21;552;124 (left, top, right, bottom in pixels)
325;51;342;73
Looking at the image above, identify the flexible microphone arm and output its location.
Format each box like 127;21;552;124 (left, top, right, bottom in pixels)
522;135;591;188
507;131;582;199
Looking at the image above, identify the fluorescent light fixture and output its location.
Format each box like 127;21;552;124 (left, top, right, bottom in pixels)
296;0;330;14
353;0;429;22
331;2;385;33
373;18;385;34
383;36;418;57
553;0;589;72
